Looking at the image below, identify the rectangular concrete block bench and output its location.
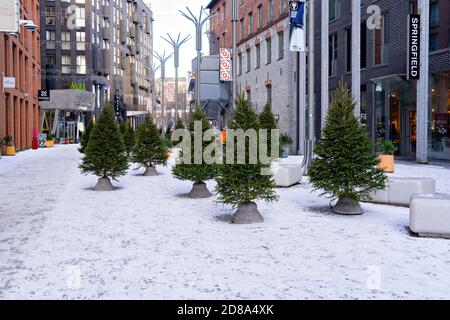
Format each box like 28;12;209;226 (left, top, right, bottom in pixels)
273;163;303;188
368;177;436;206
410;194;450;239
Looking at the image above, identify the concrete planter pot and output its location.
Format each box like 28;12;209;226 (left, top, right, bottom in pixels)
232;202;264;224
46;140;54;148
378;154;394;173
188;182;212;198
93;177;114;191
332;198;363;215
143;166;158;176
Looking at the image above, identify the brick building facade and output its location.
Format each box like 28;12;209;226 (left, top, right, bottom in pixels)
207;0;299;151
0;0;41;151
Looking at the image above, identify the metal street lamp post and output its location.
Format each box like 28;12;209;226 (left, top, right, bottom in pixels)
161;33;191;124
179;6;215;107
153;51;173;140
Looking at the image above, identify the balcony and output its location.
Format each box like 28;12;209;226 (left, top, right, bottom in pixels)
120;19;127;44
130;63;137;87
102;27;110;40
132;11;139;24
128;44;136;56
129;25;136;38
102;49;111;75
102;5;109;19
120;51;126;70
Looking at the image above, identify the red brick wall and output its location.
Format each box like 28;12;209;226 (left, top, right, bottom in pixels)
0;0;41;151
208;0;289;53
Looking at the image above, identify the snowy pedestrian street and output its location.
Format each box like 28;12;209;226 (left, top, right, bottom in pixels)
1;145;450;299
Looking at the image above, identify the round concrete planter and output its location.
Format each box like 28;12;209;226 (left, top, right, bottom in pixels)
46;140;54;148
188;182;212;198
332;198;363;215
232;202;264;224
93;177;114;191
143;166;158;176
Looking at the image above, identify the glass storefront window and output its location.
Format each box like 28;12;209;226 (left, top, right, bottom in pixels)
429;72;450;160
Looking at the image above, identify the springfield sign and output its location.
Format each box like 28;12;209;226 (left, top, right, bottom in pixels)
407;14;420;80
0;0;20;33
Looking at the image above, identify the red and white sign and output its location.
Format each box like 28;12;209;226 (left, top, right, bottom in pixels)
219;48;232;82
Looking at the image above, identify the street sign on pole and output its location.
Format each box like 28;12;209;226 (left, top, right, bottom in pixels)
219;48;232;82
38;90;51;101
0;0;20;33
289;1;306;52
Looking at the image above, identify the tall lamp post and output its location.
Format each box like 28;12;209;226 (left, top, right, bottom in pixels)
153;51;173;140
231;0;238;108
179;6;215;107
146;62;160;120
161;33;191;124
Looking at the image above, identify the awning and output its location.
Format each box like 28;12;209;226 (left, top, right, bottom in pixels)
40;89;95;112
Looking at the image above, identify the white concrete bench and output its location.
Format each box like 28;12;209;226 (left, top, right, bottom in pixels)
410;194;450;239
272;163;303;188
368;177;436;206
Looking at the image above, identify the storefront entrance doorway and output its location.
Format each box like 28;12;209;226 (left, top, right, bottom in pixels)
400;106;417;160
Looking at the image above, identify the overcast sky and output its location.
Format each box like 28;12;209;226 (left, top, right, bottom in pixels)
150;0;211;79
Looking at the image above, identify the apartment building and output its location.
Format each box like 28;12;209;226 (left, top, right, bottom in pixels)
40;0;154;117
0;0;41;151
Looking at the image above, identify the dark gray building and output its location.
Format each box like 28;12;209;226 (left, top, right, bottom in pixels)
313;0;450;161
40;0;154;122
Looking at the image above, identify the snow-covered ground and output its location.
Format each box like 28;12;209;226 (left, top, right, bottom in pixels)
0;145;449;299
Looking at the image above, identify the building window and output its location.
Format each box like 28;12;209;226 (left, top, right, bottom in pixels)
266;85;272;105
240;18;244;39
46;7;55;25
430;2;440;28
61;31;71;50
76;7;86;27
278;32;284;60
329;33;338;77
269;0;275;22
266;38;272;64
280;0;287;14
76;32;86;50
329;0;341;21
258;4;263;29
62;55;71;74
345;28;351;72
246;49;251;73
430;33;440;51
361;21;367;68
222;2;226;21
46;55;56;66
238;53;242;75
256;44;261;69
46;31;56;49
248;12;253;35
374;14;389;65
77;56;86;74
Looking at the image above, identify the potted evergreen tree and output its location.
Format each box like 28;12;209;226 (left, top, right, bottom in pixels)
3;135;15;156
215;95;278;224
79;119;94;154
279;134;293;158
79;105;129;191
259;103;278;158
172;106;216;198
46;133;55;148
309;84;387;215
132;113;168;176
123;122;136;158
378;140;396;173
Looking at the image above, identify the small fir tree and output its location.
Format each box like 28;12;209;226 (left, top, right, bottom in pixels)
132;114;168;176
79;105;129;191
172;106;216;198
175;118;185;130
215;95;278;224
259;103;278;158
119;122;127;136
79;119;94;154
123;123;136;157
309;84;387;214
